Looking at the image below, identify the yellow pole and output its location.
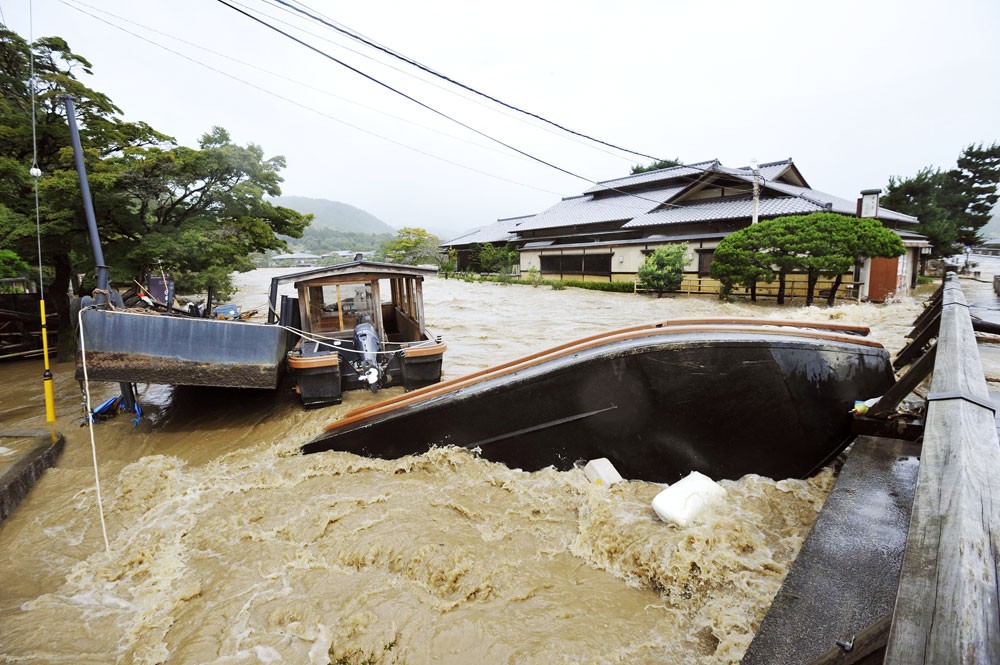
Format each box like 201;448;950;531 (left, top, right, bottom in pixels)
38;298;56;423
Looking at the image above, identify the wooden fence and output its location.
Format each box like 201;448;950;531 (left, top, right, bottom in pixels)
742;273;1000;663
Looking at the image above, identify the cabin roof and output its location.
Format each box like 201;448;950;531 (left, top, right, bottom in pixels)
270;261;436;289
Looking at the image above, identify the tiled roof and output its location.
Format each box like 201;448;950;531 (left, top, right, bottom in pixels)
516;185;685;232
625;196;825;228
582;160;719;195
495;159;919;243
716;159;795;184
441;215;530;247
763;181;918;224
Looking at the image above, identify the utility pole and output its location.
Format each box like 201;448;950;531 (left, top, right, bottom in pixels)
751;159;760;224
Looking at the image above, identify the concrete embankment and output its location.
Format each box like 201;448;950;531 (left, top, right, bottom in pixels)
0;429;64;522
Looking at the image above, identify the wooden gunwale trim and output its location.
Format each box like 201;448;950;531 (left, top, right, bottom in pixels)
337;318;872;422
402;342;447;358
324;322;885;432
288;354;339;369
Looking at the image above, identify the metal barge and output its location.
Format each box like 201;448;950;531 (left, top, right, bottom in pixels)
77;261;446;401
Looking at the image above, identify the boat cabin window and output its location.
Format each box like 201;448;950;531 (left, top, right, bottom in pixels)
308;282;375;334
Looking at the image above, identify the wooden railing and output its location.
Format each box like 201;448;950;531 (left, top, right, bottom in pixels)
884;274;1000;664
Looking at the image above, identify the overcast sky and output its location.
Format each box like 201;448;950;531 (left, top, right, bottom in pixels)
3;0;998;239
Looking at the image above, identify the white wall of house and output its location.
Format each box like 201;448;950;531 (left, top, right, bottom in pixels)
521;241;709;279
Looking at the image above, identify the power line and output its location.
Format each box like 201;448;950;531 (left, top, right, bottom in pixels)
61;0;715;208
215;0;689;208
269;0;665;163
57;0;566;196
215;0;611;187
244;0;722;185
61;0;533;163
246;0;635;164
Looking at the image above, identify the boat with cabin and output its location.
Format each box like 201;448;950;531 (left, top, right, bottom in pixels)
302;318;896;483
281;262;447;407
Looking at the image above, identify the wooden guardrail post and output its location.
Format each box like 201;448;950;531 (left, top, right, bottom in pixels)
884;274;1000;664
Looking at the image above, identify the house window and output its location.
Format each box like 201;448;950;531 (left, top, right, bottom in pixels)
539;254;612;275
539;255;563;273
583;254;612;275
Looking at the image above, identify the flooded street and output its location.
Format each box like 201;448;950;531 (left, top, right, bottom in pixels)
0;271;942;664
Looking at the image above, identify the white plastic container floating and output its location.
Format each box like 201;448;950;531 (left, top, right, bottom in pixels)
584;458;624;486
652;471;727;527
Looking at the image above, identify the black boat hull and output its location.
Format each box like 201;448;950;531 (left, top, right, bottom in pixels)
302;326;895;483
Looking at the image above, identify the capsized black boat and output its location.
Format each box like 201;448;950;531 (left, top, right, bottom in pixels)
301;318;896;483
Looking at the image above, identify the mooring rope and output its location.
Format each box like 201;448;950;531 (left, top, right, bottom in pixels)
278;323;438;357
76;307;111;553
262;301;439;356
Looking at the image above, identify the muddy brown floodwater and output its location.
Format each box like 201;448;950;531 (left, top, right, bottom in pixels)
0;270;933;664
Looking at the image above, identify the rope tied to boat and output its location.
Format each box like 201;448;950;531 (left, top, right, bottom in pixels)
76;305;111;553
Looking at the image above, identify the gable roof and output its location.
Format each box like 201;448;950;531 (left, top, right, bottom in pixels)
447;159;920;249
535;158;918;233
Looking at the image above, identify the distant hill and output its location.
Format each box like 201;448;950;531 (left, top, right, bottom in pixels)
273;196;395;234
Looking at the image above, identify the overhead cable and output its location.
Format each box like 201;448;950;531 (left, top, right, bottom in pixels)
269;0;666;162
62;0;534;163
245;0;636;164
215;0;685;207
57;0;565;196
215;0;611;187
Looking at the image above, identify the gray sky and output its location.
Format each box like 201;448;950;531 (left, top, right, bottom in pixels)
4;0;999;239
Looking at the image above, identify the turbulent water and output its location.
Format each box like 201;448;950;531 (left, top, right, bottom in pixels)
0;270;940;664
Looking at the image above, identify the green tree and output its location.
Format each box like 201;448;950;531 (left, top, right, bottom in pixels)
710;224;775;301
476;242;518;273
952;142;1000;245
82;126;309;295
882;167;960;257
0;248;29;278
0;26;308;355
780;213;904;305
378;227;441;265
439;247;457;277
638;244;687;297
0;25;167;347
711;214;905;305
882;142;1000;256
630;158;682;174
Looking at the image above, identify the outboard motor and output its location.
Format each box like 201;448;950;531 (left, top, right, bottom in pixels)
352;316;383;392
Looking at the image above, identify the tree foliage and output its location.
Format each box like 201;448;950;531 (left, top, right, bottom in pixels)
0;248;30;278
475;242;518;274
378;227;441;265
709;224;775;301
638;244;687;297
630;158;682;174
882;142;1000;256
711;213;904;305
0;26;309;354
